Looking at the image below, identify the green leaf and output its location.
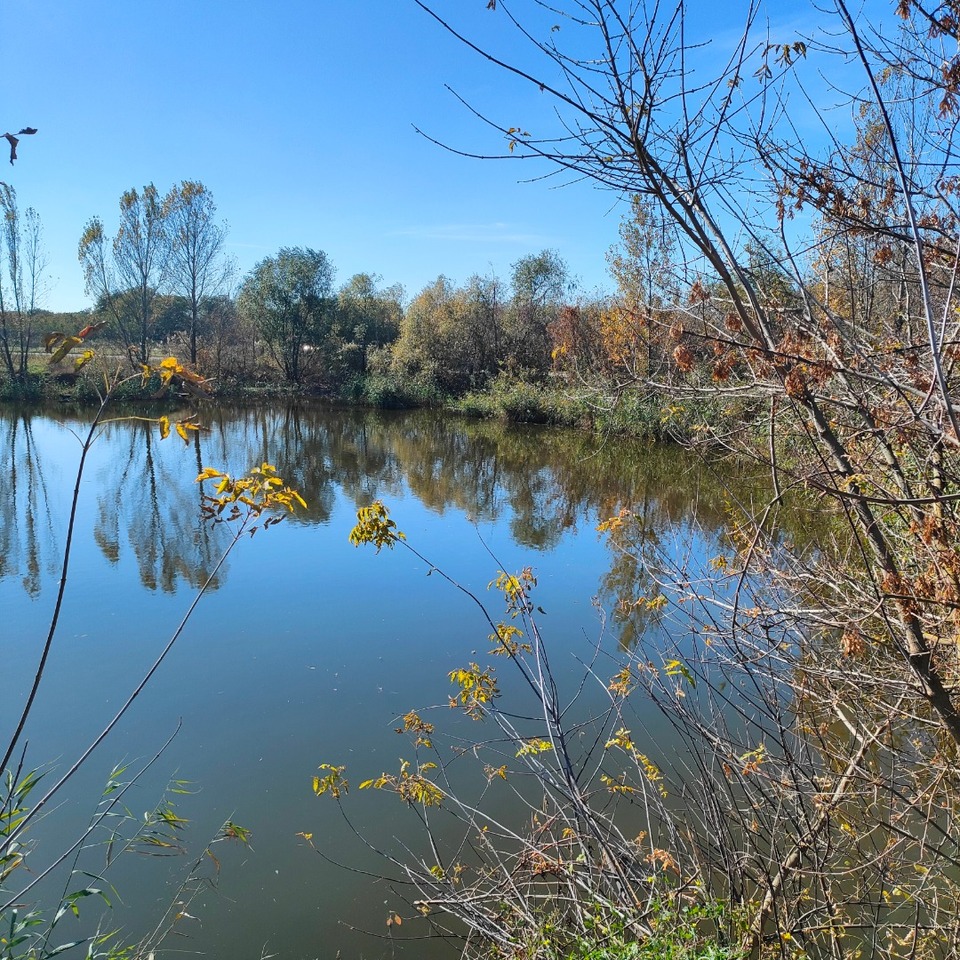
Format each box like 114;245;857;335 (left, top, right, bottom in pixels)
47;939;88;957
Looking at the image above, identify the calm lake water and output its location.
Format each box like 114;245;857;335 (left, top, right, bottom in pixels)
1;403;757;960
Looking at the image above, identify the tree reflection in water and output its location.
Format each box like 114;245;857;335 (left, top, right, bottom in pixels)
1;413;59;597
1;403;825;649
93;416;233;592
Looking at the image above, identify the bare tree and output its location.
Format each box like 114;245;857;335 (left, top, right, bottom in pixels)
79;184;170;369
164;181;233;366
0;184;46;381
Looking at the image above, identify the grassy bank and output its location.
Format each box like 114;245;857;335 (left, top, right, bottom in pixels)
3;361;741;445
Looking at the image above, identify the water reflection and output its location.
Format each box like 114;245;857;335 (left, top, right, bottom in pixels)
93;419;235;592
0;402;820;650
198;404;754;540
0;413;59;597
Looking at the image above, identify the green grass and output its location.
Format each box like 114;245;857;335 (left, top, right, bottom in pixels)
486;892;746;960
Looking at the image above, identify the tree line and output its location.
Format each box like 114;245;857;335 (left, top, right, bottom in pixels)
0;177;733;406
0;179;619;398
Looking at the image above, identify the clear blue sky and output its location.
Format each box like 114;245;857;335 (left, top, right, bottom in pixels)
3;0;848;312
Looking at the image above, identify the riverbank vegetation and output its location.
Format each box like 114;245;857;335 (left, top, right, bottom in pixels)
0;176;749;442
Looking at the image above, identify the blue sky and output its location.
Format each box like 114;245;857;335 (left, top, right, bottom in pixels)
3;0;854;311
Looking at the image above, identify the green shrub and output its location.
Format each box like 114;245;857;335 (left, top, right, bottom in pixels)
353;370;447;408
454;374;594;427
563;896;744;960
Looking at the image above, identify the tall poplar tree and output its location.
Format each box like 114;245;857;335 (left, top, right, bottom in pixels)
164;182;233;365
79;184;170;368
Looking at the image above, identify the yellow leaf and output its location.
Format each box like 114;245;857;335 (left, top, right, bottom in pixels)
158;416;170;440
175;421;199;443
74;349;95;371
516;737;553;757
48;335;83;364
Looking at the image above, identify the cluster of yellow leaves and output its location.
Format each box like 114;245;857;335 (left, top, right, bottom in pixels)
157;414;201;444
740;744;767;776
396;710;434;748
73;348;96;371
428;862;465;883
637;754;667;796
600;773;636;795
516;737;554;758
448;663;499;719
505;126;531;153
645;847;679;874
312;764;348;799
604;728;667;797
596;507;633;534
663;658;696;688
605;728;637;752
45;332;87;366
197;463;306;532
348;500;406;552
489;567;537;617
490;570;522;605
144;356;211;398
597;306;650;373
616;594;665;617
608;665;636;697
44;321;106;366
359;760;444;807
489;622;530;656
